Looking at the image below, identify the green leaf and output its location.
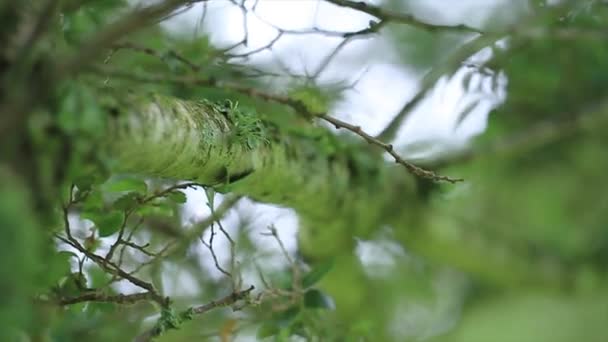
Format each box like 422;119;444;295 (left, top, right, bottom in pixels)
302;258;334;288
205;187;216;208
56;250;78;267
167;190;187;204
288;84;337;113
304;289;332;309
112;192;140;210
85;302;116;316
54;252;76;276
88;265;112;289
136;201;174;217
103;177;147;194
256;322;279;339
83;211;125;237
275;306;300;328
82;190;103;211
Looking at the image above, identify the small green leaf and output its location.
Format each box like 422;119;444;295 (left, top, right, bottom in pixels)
302;258;334;288
56;250;78;265
52;251;77;279
83;211;125;237
256;322;279;339
88;266;112;288
82;190;103;211
205;187;216;208
85;302;116;316
304;289;332;309
112;192;140;210
276;306;300;328
288;84;336;113
103;177;147;194
167;190;187;204
137;201;174;217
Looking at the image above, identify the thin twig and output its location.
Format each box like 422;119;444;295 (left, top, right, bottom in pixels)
55;234;166;305
192;285;254;314
105;209;132;262
264;225;301;293
320;114;463;183
120;240;156;257
376;33;498;142
200;227;232;279
58;291;156;306
325;0;482;34
134;286;255;342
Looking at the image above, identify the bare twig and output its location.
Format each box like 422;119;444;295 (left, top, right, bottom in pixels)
125;243;173;278
263;225;301;293
321;114;463;183
105;209;131;262
376;34;499;142
192;285;254;314
200;191;236;283
325;0;482;34
200;227;233;279
116;217;146;270
120;240;156;257
135;285;255;342
58;291;156;306
55;234;166;306
251;9;386;40
225;32;283;59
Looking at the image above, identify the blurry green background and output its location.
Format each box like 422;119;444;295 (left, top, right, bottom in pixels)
1;0;608;341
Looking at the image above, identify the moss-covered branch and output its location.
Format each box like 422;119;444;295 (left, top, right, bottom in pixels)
107;94;412;254
104;93;574;288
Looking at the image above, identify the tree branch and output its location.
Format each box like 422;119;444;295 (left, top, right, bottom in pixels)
320;114;463;183
376;33;499;142
94;65;458;182
325;0;482;34
135;285;255;342
58;291;156;306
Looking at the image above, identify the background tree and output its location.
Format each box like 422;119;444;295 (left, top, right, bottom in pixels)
1;0;607;341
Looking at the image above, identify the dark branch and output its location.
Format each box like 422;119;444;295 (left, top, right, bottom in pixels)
58;291;155;306
325;0;482;34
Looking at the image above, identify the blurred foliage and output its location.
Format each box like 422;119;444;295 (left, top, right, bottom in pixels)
2;0;608;341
